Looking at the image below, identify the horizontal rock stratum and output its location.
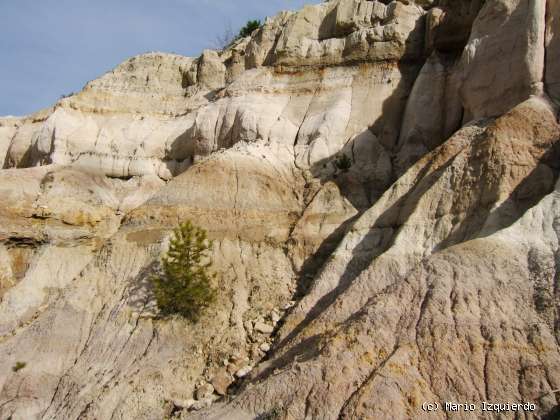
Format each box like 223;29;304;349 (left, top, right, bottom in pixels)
0;0;559;419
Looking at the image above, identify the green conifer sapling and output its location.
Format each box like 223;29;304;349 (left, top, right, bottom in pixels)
152;221;217;322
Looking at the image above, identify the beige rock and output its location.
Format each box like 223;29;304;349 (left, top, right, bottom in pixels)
0;164;163;340
200;97;560;419
234;365;253;379
0;245;16;299
243;319;253;334
333;0;374;37
2;1;560;419
172;398;195;410
1;58;204;178
457;0;547;119
271;0;425;67
226;363;239;376
1;0;429;182
283;301;295;310
270;311;280;324
4;116;47;168
0;137;305;418
195;383;214;400
0;120;18;166
259;343;271;353
254;321;274;334
250;344;262;359
395;52;462;175
72;52;198;115
211;371;232;396
424;7;444;55
189;397;216;411
428;1;484;54
288;181;358;272
4;65;415;180
244;12;294;68
225;43;249;84
546;0;560;104
198;50;226;90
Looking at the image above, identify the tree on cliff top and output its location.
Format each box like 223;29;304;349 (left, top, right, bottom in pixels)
238;20;261;38
151;221;216;322
214;19;262;49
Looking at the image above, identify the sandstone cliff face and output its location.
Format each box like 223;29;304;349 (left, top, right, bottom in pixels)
0;0;559;419
547;0;560;104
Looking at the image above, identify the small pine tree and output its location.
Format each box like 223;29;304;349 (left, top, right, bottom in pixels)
239;20;261;38
334;153;352;173
12;361;26;372
152;221;217;322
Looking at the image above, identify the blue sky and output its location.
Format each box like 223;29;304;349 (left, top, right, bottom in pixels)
0;0;319;116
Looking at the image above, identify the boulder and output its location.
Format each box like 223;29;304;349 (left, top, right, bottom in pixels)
194;383;214;401
172;398;195;410
211;370;233;396
235;365;253;379
333;0;374;37
254;321;274;334
259;343;271;353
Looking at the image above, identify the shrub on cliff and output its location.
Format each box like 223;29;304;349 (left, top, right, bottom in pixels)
238;20;261;38
334;153;352;173
215;19;262;49
152;221;216;322
12;361;26;372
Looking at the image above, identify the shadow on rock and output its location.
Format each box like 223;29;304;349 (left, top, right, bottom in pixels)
126;260;160;316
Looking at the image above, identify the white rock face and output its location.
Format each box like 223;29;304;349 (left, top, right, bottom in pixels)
546;0;560;103
33;107;194;179
395;52;462;175
75;52;197;115
1;0;427;181
0;120;18;165
1;53;202;179
194;97;560;420
1;0;560;419
268;0;425;66
457;0;547;119
198;50;226;90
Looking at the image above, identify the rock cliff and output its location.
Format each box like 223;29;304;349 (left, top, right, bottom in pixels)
0;0;559;419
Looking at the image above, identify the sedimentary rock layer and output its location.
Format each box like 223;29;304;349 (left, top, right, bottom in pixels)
0;0;559;418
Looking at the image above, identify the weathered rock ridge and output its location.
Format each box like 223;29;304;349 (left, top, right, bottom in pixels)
0;0;559;419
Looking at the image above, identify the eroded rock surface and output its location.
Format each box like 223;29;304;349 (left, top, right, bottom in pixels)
457;0;547;119
546;0;560;104
0;0;559;419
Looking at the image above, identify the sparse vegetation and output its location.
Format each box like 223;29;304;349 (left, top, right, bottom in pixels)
59;92;74;100
151;221;217;322
214;22;237;50
12;361;26;372
215;19;262;49
239;20;261;38
334;153;352;173
259;406;283;420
